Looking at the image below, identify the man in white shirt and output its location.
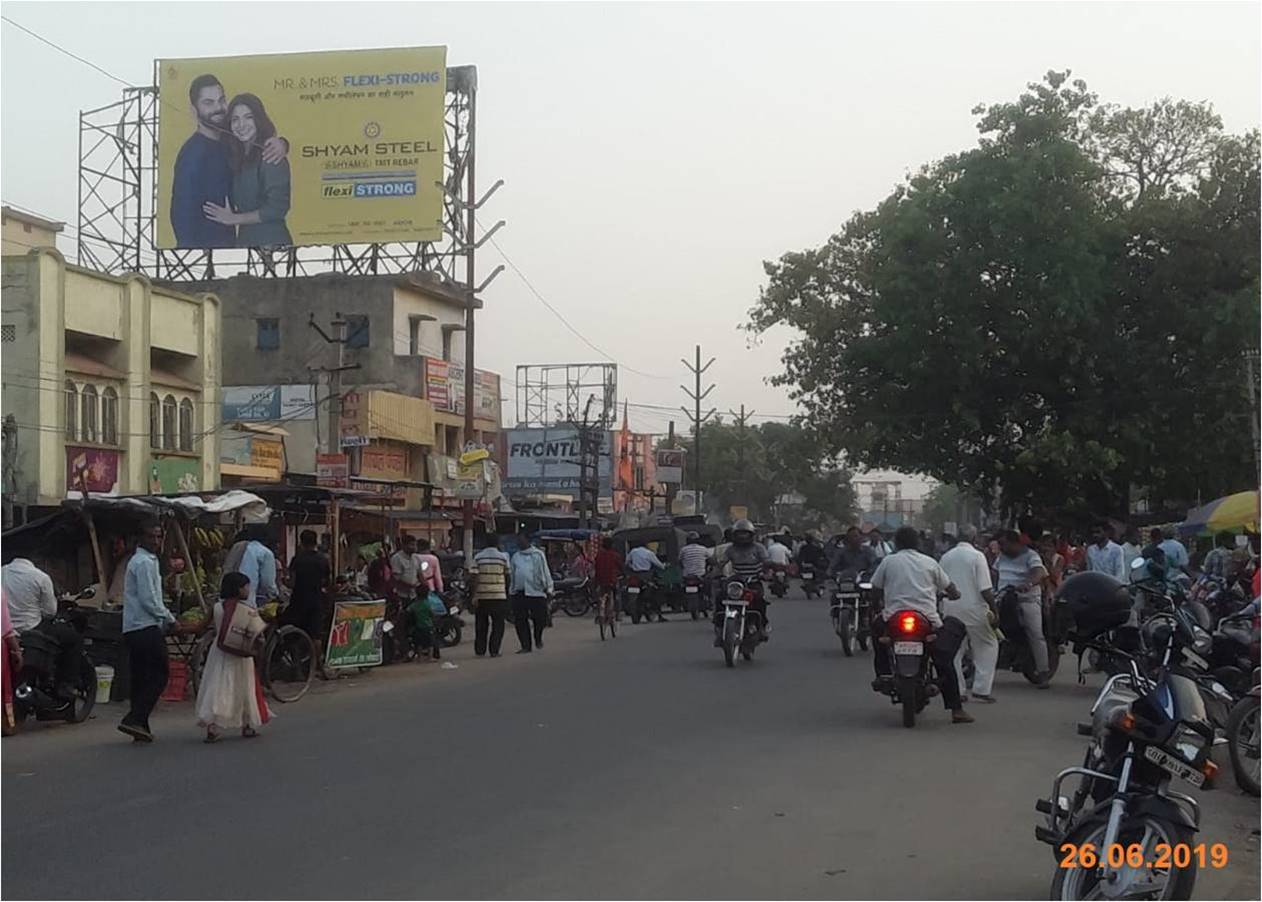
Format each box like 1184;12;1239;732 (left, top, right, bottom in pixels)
2;556;58;633
869;526;973;723
390;535;423;599
993;530;1051;688
766;536;791;568
1085;522;1127;582
939;526;999;703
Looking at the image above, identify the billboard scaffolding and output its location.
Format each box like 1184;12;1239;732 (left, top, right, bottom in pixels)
515;363;618;429
77;62;478;283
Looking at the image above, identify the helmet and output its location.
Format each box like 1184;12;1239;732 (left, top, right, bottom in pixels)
685;531;700;543
732;518;754;536
1056;571;1132;639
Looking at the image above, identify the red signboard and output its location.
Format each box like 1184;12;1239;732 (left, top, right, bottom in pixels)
66;447;120;494
316;452;349;488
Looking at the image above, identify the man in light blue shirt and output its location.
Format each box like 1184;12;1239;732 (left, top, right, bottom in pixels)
509;534;553;653
1156;529;1190;575
119;520;175;743
1085;522;1127;582
235;526;278;608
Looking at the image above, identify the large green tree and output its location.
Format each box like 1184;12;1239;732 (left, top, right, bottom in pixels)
749;71;1259;523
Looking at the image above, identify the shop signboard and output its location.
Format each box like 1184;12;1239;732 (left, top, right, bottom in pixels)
66;447;120;494
222;385;315;422
156;46;447;250
655;448;685;484
360;443;408;479
150;456;200;493
249;437;284;478
503;427;612;497
325;599;386;668
316;452;349;488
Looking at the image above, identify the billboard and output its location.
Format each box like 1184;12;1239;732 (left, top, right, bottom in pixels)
655;447;684;484
222;384;315;422
503;427;612;497
156;46;447;250
423;358;500;425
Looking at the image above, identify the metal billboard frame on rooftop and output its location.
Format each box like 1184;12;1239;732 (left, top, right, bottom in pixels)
76;61;477;284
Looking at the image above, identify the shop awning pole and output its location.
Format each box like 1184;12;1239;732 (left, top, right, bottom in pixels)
170;514;205;610
73;469;109;592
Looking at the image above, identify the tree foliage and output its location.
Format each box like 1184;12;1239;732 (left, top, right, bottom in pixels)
677;419;857;529
749;71;1259;522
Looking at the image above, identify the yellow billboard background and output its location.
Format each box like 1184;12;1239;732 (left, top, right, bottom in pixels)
156;46;446;249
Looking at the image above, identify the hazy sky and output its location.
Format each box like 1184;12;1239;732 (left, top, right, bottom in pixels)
3;1;1259;492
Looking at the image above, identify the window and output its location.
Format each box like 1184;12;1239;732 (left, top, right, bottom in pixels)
441;328;453;362
81;384;99;443
64;380;78;440
178;398;194;452
256;318;280;351
345;315;369;349
149;393;161;449
1;324;14;343
102;387;119;445
161;394;177;451
408;316;421;356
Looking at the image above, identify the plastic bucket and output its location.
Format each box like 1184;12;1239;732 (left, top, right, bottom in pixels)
94;665;115;704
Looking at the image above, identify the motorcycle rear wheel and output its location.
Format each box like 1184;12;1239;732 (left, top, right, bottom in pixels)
563;595;591;617
65;655;97;723
897;676;918;728
628;594;642;625
1022;643;1060;684
1227;694;1261;796
839;616;854;657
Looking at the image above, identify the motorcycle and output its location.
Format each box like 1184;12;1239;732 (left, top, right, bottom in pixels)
1035;627;1217;900
624;573;663;624
830;571;871;657
13;588;98;727
434;601;465;648
718;577;766;667
995;586;1061;683
550;575;594;618
768;566;789;599
872;609;938;728
1225;671;1260;796
799;563;823;599
682;574;708;620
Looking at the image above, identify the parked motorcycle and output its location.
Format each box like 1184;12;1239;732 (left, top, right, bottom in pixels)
1225;674;1260;796
434;602;465;648
550;576;594;618
872;609;937;728
799;563;823;599
13;588;98;727
718;577;766;667
995;585;1061;683
830;571;871;657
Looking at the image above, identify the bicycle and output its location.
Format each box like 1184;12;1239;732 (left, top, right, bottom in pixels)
596;582;618;641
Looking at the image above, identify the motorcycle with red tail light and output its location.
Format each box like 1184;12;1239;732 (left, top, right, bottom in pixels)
874;609;938;727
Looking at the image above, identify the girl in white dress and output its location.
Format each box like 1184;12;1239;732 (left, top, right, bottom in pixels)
196;572;271;742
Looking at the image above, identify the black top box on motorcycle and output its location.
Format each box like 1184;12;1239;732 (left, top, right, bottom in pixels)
1055;571;1133;639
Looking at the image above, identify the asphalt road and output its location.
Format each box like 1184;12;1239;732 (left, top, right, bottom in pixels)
3;590;1259;900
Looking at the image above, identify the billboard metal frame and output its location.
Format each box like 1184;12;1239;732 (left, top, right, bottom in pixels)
514;363;618;429
77;64;478;284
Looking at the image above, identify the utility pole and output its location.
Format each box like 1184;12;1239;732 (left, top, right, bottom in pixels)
664;420;676;516
1244;350;1260;478
565;395;604;529
308;313;361;454
728;403;755;510
680;345;716;511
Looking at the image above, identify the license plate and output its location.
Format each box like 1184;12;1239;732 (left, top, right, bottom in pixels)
626;587;640;594
839;583;856;592
725;598;749;607
1144;745;1203;787
893;642;924;656
803;572;815;580
685;586;698;594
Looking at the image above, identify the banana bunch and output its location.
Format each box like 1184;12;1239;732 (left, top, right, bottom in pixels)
191;527;226;552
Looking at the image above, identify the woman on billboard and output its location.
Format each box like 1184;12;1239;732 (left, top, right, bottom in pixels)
201;93;293;247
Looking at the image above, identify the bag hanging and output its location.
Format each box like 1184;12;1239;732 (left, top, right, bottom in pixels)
217;600;267;657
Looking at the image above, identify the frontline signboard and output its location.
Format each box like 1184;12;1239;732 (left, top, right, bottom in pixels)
156;46;446;249
503;428;612;497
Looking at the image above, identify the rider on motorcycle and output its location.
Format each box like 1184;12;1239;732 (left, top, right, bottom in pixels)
796;531;827;572
869;526;974;724
714;519;770;643
828;526;877;581
993;529;1052;688
1;554;82;700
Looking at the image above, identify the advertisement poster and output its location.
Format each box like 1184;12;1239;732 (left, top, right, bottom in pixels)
655;448;684;484
150;457;200;493
503;427;612;497
156;46;447;250
423;358;500;424
360;443;408;479
316;452;349;488
325;600;386;668
222;384;315;422
66;447;120;494
249;437;284;478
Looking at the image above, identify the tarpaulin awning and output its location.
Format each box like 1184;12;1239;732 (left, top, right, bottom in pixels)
64;490;271;522
1178;490;1259;536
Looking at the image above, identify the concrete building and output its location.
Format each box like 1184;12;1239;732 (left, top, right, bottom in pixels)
2;247;220;521
1;206;64;256
197;271;501;509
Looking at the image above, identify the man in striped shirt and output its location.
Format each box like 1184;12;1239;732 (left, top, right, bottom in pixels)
469;534;511;658
714;519;770;643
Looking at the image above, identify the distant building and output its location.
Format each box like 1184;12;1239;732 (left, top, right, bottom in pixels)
1;206;64;256
2;246;220;521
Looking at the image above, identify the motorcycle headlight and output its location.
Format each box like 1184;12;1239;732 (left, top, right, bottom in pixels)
726;581;745;600
859;582;873;591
